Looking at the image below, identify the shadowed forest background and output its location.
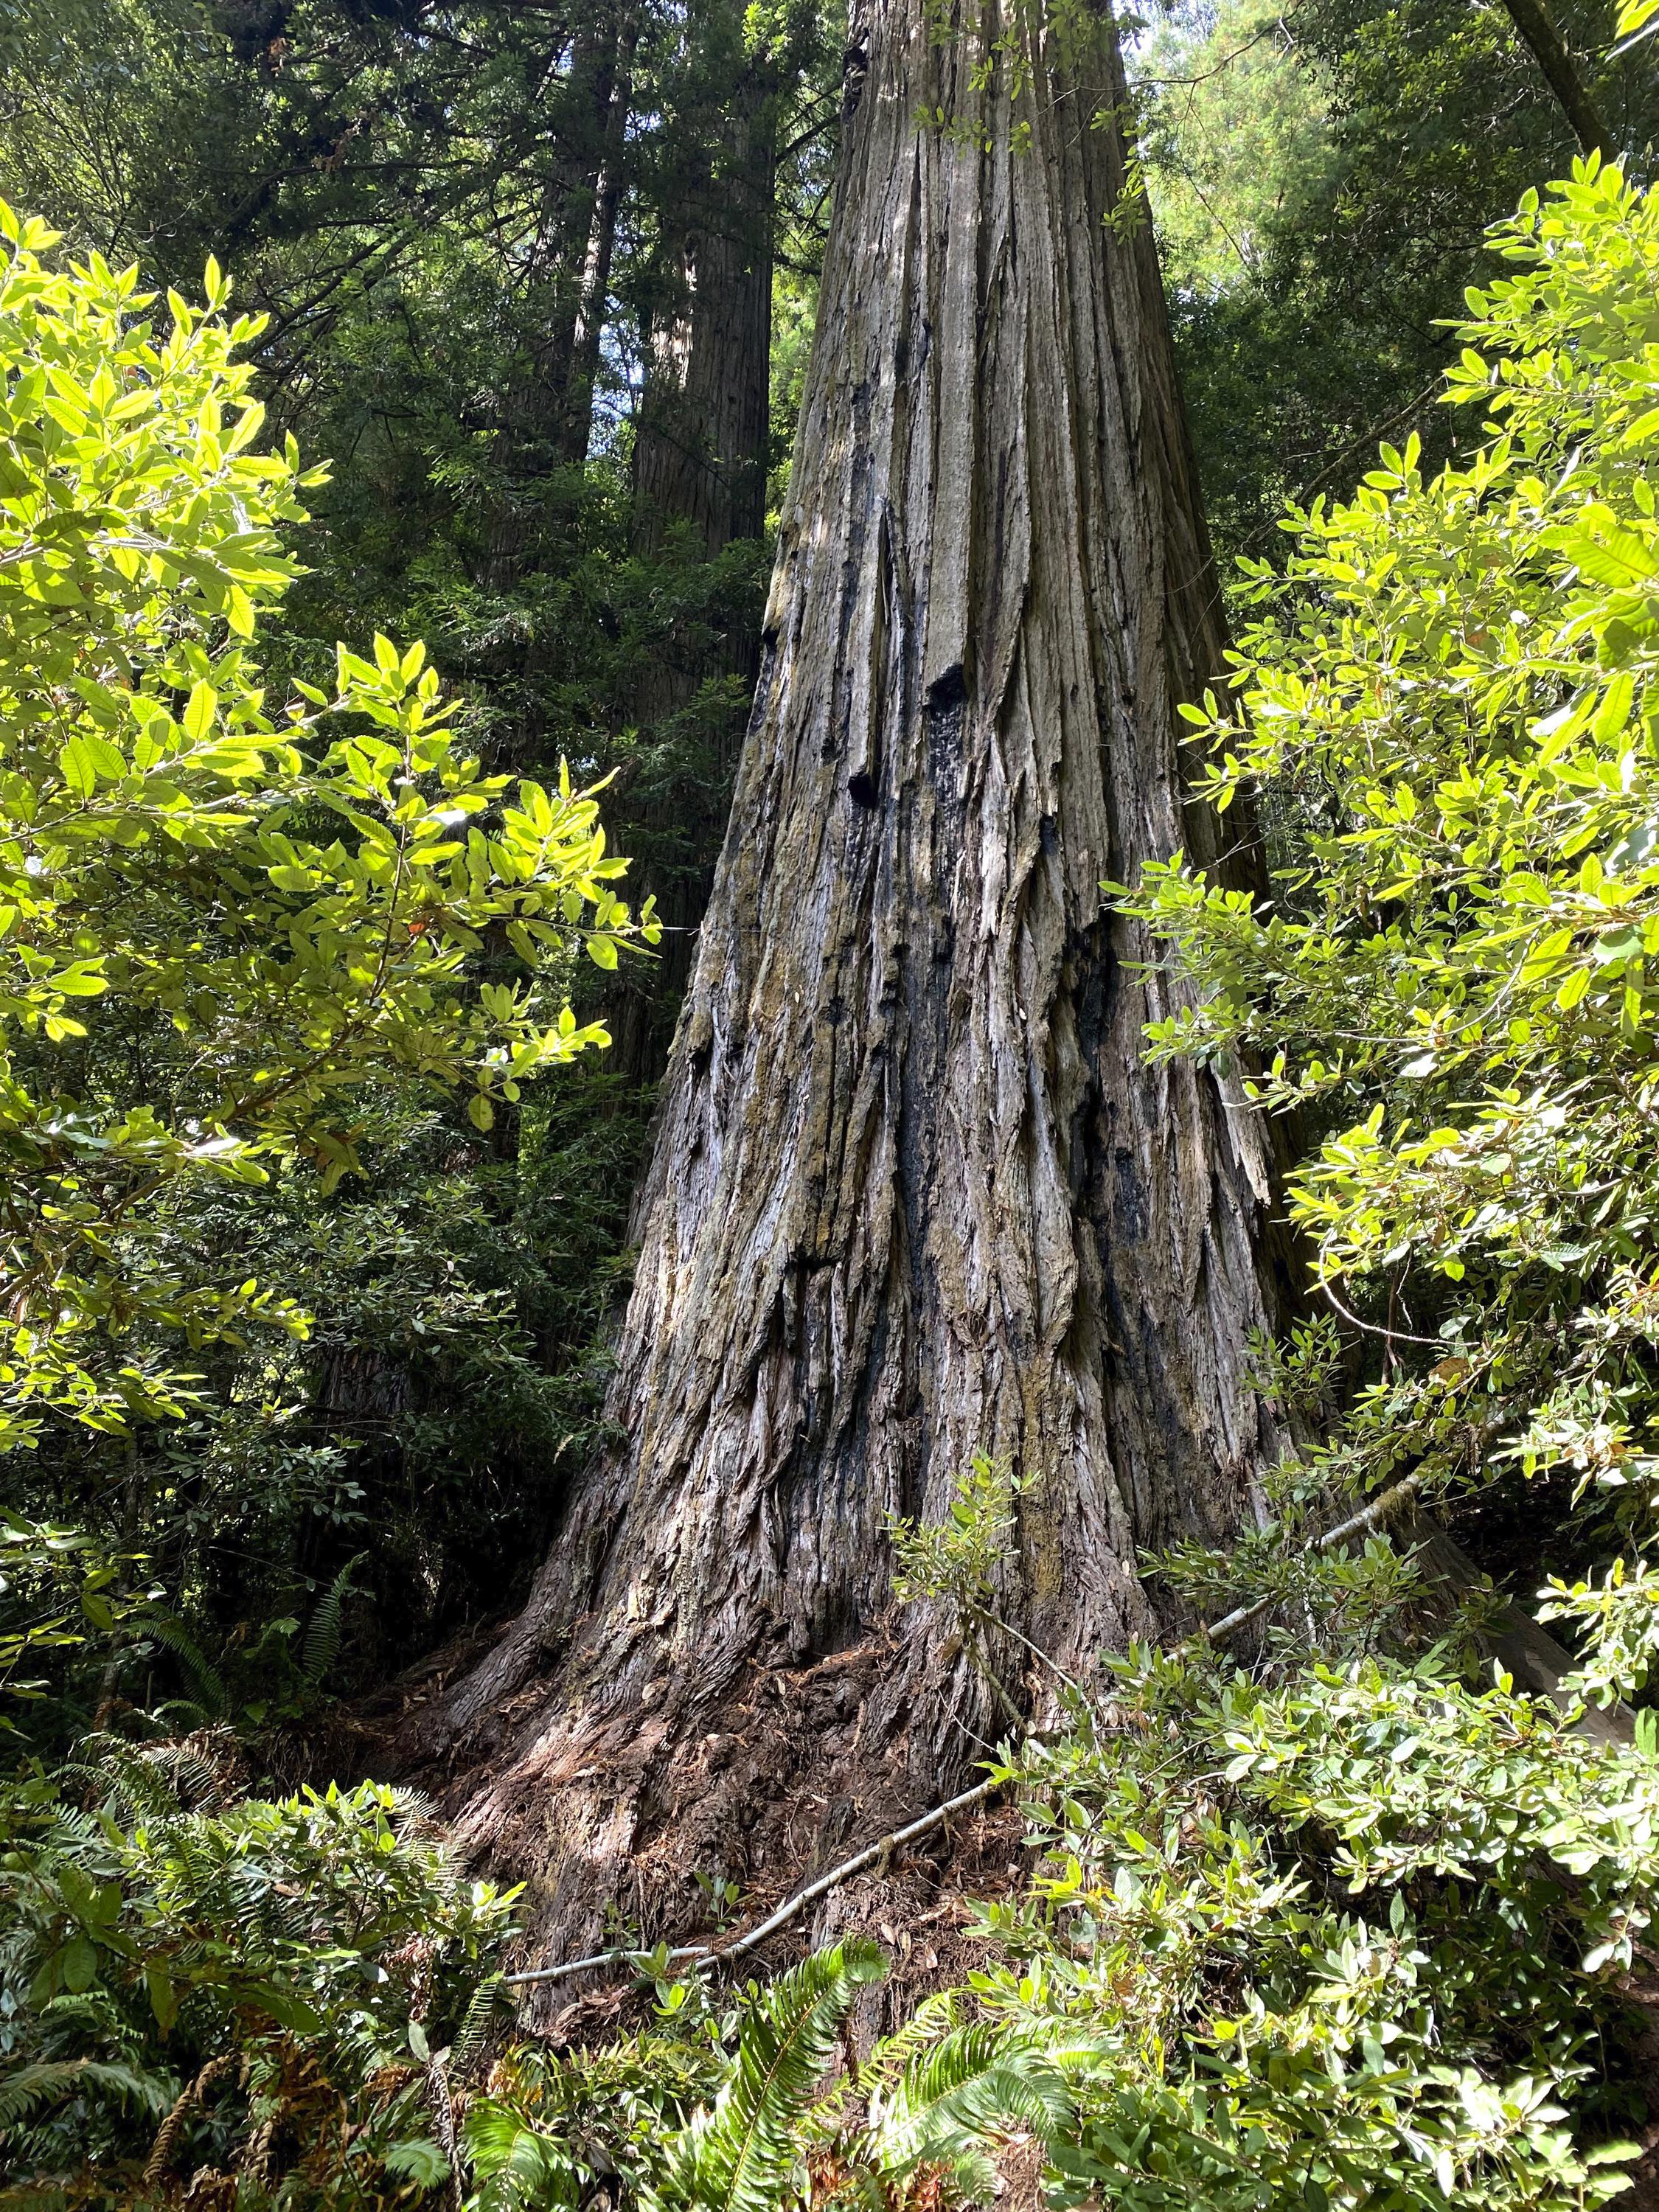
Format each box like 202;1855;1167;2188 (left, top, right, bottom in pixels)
5;0;1659;2202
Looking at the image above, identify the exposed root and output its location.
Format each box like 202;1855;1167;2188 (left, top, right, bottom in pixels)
394;1624;1032;2025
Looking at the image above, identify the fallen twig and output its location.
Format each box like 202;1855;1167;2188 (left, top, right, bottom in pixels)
1200;1469;1425;1649
501;1775;1001;1989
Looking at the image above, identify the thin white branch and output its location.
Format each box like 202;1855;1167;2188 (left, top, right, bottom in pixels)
501;1776;1001;1989
1200;1469;1425;1646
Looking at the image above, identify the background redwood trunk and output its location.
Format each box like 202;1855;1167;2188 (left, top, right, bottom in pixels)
605;64;778;1087
628;88;773;563
482;10;638;598
422;0;1293;1969
559;13;639;468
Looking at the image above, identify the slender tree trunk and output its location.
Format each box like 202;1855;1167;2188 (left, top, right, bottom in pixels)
421;0;1293;1974
483;13;637;594
560;12;641;467
605;69;778;1087
1497;0;1615;159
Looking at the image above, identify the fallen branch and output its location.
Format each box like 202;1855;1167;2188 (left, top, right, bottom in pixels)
1200;1468;1425;1649
502;1775;1001;1989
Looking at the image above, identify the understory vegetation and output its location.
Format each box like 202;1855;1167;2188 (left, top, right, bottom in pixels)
4;0;1659;2205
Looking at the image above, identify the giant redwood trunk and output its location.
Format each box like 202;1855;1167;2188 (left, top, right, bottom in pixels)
422;0;1290;1970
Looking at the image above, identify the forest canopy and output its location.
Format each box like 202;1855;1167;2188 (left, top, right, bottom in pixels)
1;1;1659;2209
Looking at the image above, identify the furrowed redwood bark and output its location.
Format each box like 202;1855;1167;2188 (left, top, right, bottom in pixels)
629;84;773;563
422;0;1291;1969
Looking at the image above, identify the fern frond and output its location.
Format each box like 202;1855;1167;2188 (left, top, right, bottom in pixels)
660;1939;884;2212
144;1734;237;1811
0;2059;170;2135
142;1615;226;1719
23;1804;108;1860
89;1746;181;1822
798;1990;964;2145
383;1786;451;1854
73;1731;230;1820
156;1698;223;1735
866;2025;1075;2194
302;1555;364;1688
452;1974;515;2079
463;2101;579;2211
854;1992;963;2093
